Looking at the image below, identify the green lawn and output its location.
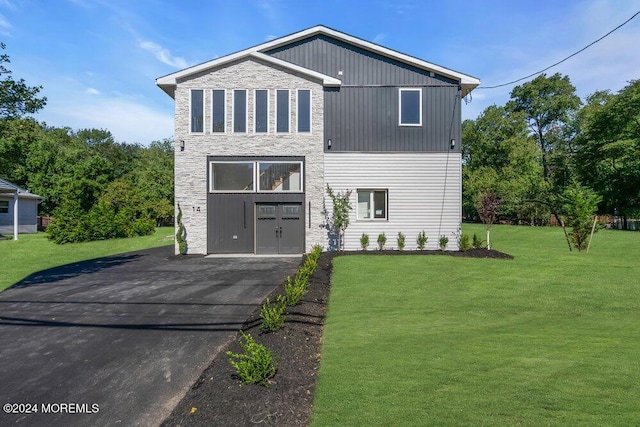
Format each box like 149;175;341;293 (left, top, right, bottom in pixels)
311;224;640;426
0;228;174;292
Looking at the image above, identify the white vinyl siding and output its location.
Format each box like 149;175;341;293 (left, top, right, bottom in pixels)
324;152;461;251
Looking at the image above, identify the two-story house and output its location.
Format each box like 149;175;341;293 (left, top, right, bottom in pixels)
156;25;479;255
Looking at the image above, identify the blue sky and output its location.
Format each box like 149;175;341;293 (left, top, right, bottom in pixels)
2;0;639;145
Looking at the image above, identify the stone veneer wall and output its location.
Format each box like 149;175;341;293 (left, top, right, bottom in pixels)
174;58;325;255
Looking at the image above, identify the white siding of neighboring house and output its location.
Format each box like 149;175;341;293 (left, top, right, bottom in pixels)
0;196;39;234
173;58;325;255
324;152;462;251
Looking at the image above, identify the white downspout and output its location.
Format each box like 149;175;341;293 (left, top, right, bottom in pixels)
13;192;18;240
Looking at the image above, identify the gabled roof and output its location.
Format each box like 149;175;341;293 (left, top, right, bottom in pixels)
0;178;43;200
156;25;480;98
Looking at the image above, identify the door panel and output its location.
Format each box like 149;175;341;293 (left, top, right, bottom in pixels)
255;203;303;254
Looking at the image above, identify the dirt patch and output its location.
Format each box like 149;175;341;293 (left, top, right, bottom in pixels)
161;248;511;426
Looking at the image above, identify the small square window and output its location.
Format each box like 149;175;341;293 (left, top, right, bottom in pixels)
0;200;8;214
357;190;387;220
399;88;422;126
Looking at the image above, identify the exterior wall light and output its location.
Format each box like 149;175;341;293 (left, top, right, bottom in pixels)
327;138;332;150
450;139;456;150
180;140;185;151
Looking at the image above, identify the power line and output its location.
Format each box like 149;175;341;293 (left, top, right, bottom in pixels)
479;10;640;90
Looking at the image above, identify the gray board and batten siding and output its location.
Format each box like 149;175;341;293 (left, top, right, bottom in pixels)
265;34;462;153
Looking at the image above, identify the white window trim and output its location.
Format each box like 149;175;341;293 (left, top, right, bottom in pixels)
356;189;388;221
296;89;312;134
232;89;248;134
209;161;255;193
257;161;304;193
275;89;290;134
211;89;227;134
189;89;205;134
398;88;422;127
253;89;270;134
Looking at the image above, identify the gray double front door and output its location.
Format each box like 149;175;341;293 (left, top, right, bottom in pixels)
256;203;303;254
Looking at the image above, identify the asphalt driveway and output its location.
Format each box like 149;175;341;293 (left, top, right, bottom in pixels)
0;246;300;426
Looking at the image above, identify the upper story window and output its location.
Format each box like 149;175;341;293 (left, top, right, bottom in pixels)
297;89;311;133
0;200;8;214
190;89;204;133
276;89;290;133
233;90;247;133
254;89;269;133
357;189;388;220
212;89;226;133
209;161;303;193
399;88;422;126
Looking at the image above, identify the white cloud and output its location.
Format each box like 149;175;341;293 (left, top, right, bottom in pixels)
139;40;188;69
0;12;12;36
373;33;387;44
85;87;100;95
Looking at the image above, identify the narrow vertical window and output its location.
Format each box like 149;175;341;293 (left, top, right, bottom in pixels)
255;89;268;133
190;89;204;133
399;88;422;126
297;89;311;133
233;89;247;133
212;89;225;133
276;89;289;133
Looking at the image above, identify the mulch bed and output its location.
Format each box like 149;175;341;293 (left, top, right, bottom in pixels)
161;248;512;427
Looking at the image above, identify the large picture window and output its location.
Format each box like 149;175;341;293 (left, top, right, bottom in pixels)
190;89;204;133
212;89;225;133
233;90;247;133
357;189;387;220
210;162;254;192
209;161;303;193
254;89;269;133
297;89;311;133
399;88;422;126
276;89;290;133
0;200;8;214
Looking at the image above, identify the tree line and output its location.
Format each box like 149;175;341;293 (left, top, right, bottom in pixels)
463;73;640;240
0;43;173;244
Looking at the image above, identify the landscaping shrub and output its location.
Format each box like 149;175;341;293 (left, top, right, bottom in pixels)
416;230;428;250
397;232;405;251
310;244;323;260
472;233;484;249
377;232;387;250
226;332;278;386
176;203;187;254
439;235;449;250
284;274;308;306
259;295;287;332
360;233;369;250
459;233;470;251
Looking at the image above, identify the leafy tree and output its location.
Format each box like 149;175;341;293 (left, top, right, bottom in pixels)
475;192;501;250
507;73;581;187
574;80;640;220
559;182;601;252
0;43;46;118
325;185;352;251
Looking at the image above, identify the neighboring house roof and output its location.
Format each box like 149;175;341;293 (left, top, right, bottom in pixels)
0;178;43;200
156;25;480;98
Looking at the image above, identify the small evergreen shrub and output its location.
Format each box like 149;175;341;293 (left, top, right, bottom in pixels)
360;233;370;250
259;295;287;332
396;232;405;251
176;203;187;254
310;244;323;260
459;233;470;251
377;232;387;250
226;332;278;386
472;233;484;249
439;235;449;250
284;275;308;306
416;230;428;250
